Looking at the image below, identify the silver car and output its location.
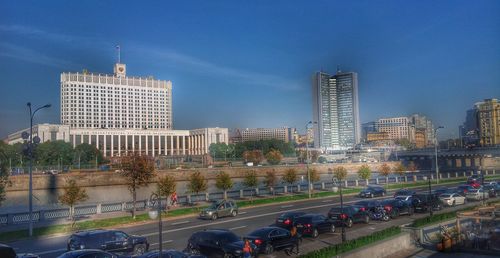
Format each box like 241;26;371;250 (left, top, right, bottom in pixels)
465;188;489;201
439;193;466;206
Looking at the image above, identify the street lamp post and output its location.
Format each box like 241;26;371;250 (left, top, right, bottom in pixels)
339;178;346;242
427;171;433;216
149;193;163;258
26;102;51;237
434;126;444;184
305;121;317;198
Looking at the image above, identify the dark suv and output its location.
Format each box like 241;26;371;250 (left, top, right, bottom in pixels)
359;185;386;198
185;229;257;258
294;214;336;238
412;193;443;212
199;200;238;220
275;211;306;229
393;189;416;198
327;205;370;228
380;199;414;218
67;229;149;256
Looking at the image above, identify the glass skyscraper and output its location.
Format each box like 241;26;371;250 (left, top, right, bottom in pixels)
312;70;360;150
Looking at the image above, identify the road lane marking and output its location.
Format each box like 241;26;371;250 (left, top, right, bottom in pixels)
171;220;190;225
36;248;67;256
321;200;333;203
239;211;247;215
281;205;294;208
150;240;173;246
230;226;247;230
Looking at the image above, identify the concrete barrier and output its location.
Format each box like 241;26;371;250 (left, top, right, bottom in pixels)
342;232;411;258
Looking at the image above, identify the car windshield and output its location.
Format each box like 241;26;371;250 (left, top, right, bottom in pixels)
440;194;452;198
295;216;313;223
220;232;240;243
248;228;271;238
208;202;221;209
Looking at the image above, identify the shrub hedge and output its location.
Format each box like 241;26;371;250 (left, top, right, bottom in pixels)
298;226;401;258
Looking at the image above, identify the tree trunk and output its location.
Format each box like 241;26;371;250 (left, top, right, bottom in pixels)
132;187;137;219
224;190;227;200
386;176;389;187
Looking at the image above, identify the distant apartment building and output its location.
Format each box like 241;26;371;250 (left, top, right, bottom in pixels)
459;107;480;147
239;127;295;143
409;114;435;146
361;121;377;142
312;70;360;150
376;117;415;142
477;98;500;146
366;132;389;142
414;128;427;148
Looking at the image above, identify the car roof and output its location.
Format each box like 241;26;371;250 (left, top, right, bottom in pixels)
73;229;112;237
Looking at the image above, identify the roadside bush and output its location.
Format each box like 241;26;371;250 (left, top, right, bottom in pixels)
298;226;401;258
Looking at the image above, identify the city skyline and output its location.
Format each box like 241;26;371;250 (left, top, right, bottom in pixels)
1;1;500;140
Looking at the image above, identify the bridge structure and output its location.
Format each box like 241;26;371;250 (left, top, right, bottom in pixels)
396;147;500;173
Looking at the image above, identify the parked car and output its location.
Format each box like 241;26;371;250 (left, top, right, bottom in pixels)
56;250;117;258
380;199;414;218
275;211;306;229
295;214;336;238
466;188;490;201
67;229;149;256
456;185;477;195
185;229;257;258
467;174;483;184
354;200;381;214
412;193;443;212
483;184;498;197
358;185;386;198
199;200;238;220
0;244;40;258
439;193;466;206
467;181;482;189
394;195;414;205
137;250;207;258
432;187;451;197
327;205;370;228
393;189;416;198
244;227;298;254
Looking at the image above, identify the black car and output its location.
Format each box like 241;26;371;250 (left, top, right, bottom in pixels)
432;187;451;197
137;250;207;258
56;249;117;258
185;229;257;258
294;214;336;238
245;227;298;255
412;193;443;212
393;189;416;198
0;244;40;258
380;199;414;218
354;200;381;214
275;211;306;229
358;185;386;198
483;184;498;197
327;205;370;228
467;174;483;184
67;229;149;256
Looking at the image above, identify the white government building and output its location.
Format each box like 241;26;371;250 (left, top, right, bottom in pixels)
8;63;228;157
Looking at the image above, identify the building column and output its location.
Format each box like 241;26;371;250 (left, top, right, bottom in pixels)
103;135;107;157
139;135;142;155
176;135;180;155
118;135;121;157
170;135;174;156
164;135;167;155
110;135;114;157
145;135;149;156
151;135;155;157
125;135;128;156
182;136;186;155
88;134;92;144
72;134;76;148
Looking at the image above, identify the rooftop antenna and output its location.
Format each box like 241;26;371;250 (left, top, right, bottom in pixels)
116;44;121;63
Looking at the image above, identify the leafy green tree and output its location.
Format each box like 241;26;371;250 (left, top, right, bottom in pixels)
157;174;177;206
74;143;104;168
357;165;372;181
308;168;321;195
264;170;278;196
333;166;348;181
394;163;407;187
243;170;258;201
379;163;392;186
0;148;11;207
318;156;327;164
59;179;88;227
243;150;264;165
35;140;74;167
187;171;208;196
215;171;233;200
120;154;156;218
282;168;297;185
265;149;283;165
208;143;229;160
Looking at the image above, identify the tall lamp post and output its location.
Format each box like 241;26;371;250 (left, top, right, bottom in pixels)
427;170;433;216
26;102;51;237
434;126;444;184
305;121;317;198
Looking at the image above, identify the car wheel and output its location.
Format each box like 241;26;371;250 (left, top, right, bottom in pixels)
364;215;370;224
231;210;238;217
330;224;336;233
346;218;353;228
370;193;374;198
211;213;218;220
391;210;399;219
452;201;456;207
382;192;386;196
223;253;234;258
264;243;274;254
133;244;146;256
312;228;319;238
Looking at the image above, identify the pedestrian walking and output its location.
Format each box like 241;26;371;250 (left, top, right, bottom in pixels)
243;239;252;258
290;225;300;255
171;192;178;207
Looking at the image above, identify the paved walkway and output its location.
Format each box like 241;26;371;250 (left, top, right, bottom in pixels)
391;247;500;258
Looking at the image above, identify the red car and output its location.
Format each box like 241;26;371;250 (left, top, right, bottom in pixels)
467;181;481;188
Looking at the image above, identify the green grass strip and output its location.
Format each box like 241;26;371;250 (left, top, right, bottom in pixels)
298;226;402;258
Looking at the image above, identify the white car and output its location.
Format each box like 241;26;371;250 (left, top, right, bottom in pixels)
465;188;489;201
439;193;466;206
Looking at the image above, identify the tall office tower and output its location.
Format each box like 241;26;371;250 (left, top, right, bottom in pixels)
312;70;360;150
60;63;172;130
477;98;500;146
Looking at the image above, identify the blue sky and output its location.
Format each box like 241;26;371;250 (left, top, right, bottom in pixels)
0;0;499;139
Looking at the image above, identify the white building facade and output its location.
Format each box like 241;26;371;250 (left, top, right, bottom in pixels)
240;127;294;143
7;124;70;144
376;117;415;142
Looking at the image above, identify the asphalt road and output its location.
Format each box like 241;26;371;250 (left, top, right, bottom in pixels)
8;183;494;258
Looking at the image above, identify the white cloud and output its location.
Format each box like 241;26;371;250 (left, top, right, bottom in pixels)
0;43;76;68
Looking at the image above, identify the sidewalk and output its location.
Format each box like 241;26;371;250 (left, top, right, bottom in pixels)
391;247;500;258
